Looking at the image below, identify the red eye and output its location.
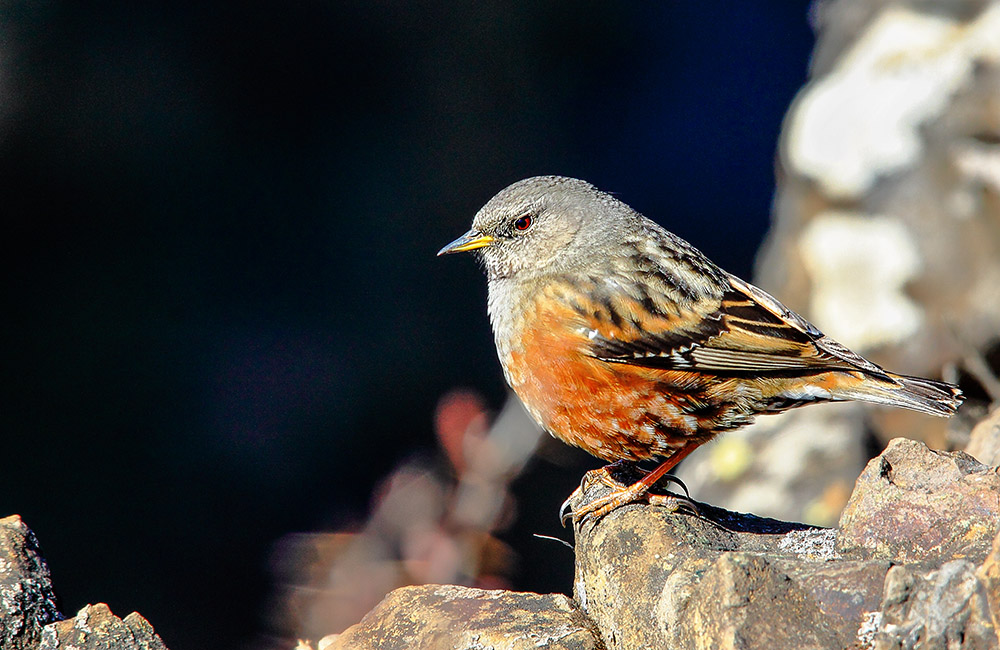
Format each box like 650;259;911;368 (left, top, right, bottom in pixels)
514;215;533;231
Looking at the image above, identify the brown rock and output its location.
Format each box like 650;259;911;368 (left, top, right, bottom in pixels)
967;408;1000;468
685;552;843;649
976;529;1000;645
838;438;1000;564
781;557;892;633
327;584;602;650
40;604;168;650
570;490;889;650
0;515;62;650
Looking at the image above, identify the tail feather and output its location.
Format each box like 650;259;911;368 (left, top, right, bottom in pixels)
893;374;964;416
838;373;964;417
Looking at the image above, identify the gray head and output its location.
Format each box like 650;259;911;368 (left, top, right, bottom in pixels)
437;176;639;280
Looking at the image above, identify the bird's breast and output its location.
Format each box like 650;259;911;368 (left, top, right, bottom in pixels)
489;280;717;462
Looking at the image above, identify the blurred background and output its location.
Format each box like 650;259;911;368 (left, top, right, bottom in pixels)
4;1;998;649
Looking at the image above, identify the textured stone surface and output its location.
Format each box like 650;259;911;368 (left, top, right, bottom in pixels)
569;485;888;650
568;430;1000;650
976;529;1000;642
1;516;170;650
838;438;1000;564
682;552;845;650
873;561;997;649
328;584;603;650
39;603;168;650
0;515;62;650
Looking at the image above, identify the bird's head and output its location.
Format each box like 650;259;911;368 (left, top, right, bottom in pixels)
437;175;633;280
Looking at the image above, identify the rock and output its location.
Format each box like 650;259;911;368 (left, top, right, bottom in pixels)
977;529;1000;638
838;438;1000;564
683;552;855;650
967;407;1000;467
872;561;997;649
330;421;1000;650
0;516;170;650
569;485;888;650
39;603;168;650
0;515;62;650
327;584;602;650
569;430;1000;650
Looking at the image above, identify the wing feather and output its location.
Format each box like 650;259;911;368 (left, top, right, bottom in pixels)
586;273;890;380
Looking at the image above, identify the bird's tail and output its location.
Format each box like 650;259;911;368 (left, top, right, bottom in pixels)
835;373;964;417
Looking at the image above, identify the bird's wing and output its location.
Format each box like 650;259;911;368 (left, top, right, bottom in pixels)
586;273;890;379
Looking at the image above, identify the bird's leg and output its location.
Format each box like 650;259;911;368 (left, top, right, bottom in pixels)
566;460;691;499
644;470;698;514
563;442;701;525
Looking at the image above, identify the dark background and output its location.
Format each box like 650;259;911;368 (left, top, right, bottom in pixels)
2;2;813;648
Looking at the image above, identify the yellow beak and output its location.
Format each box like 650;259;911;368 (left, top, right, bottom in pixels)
437;229;495;256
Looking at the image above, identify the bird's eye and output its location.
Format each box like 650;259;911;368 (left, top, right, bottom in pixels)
513;215;533;231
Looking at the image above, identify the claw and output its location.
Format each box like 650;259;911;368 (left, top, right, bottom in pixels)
559;488;582;527
653;473;691;499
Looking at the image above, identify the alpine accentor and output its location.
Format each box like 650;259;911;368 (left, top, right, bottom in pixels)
439;176;963;522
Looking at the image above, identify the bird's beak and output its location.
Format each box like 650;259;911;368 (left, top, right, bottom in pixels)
437;229;495;256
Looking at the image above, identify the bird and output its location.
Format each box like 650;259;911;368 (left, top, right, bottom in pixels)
438;176;963;523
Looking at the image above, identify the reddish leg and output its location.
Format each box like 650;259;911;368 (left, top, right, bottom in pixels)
564;441;701;524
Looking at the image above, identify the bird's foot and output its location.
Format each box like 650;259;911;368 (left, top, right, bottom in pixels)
559;462;628;525
560;461;699;526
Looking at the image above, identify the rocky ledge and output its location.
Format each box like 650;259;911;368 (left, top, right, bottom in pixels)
4;433;998;650
328;436;1000;650
0;515;169;650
